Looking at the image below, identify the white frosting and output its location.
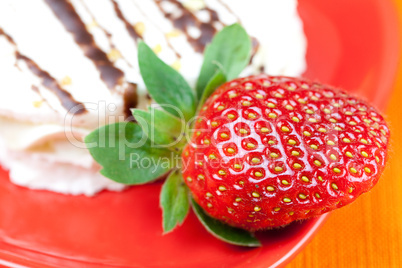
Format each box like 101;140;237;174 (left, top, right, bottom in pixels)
0;0;306;196
0;140;125;196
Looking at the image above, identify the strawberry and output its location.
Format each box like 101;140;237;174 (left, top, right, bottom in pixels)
182;75;389;231
87;24;390;246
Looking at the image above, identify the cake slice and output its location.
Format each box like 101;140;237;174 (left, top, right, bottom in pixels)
0;0;306;196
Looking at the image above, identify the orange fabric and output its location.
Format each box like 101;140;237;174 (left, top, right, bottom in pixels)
288;1;402;267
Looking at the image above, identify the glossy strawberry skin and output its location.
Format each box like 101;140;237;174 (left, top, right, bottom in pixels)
182;75;389;231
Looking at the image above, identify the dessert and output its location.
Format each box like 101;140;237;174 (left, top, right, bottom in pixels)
86;25;389;245
0;0;306;196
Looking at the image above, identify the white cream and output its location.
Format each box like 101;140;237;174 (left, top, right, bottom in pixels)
0;143;125;196
0;117;126;196
0;0;306;196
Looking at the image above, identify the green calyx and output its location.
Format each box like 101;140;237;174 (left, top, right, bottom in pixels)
85;24;260;246
131;107;188;152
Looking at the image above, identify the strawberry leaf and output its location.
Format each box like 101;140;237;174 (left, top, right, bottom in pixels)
132;107;186;151
191;199;261;247
138;41;197;121
198;68;226;107
85;122;174;185
196;23;251;100
160;169;190;233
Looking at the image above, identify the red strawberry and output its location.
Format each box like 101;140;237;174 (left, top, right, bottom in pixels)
182;75;389;231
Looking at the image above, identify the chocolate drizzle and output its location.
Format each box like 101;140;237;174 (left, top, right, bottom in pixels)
18;54;86;115
78;0;133;68
0;28;15;45
154;0;221;53
205;8;220;23
123;83;138;119
111;0;142;43
130;0;181;58
44;0;124;90
153;0;259;57
31;85;58;113
0;28;86;115
78;0;113;45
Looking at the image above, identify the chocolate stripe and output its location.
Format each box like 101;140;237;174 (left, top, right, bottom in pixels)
0;28;86;115
78;0;133;68
45;0;124;90
111;0;142;43
123;83;138;119
18;55;87;115
154;0;219;53
78;0;115;49
154;0;260;61
0;28;15;45
130;0;181;58
31;85;58;113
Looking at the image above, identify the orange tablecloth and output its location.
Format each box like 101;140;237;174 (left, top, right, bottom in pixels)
288;1;402;267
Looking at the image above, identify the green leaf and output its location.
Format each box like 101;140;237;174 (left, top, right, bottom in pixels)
198;68;226;107
138;41;197;121
160;169;190;233
132;107;186;151
85;122;174;185
196;23;252;99
191;199;261;247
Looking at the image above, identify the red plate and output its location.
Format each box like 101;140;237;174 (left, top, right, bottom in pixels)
0;0;399;267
